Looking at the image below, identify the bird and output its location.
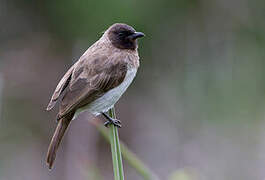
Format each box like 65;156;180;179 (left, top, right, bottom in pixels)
46;23;145;169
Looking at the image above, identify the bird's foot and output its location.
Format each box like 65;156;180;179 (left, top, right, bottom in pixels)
102;112;122;128
104;118;121;128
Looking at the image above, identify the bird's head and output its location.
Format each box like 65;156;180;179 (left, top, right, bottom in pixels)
107;23;145;50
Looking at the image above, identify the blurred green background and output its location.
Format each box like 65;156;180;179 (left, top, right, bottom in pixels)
1;0;265;179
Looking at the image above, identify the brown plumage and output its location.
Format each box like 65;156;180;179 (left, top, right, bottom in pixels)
46;23;144;169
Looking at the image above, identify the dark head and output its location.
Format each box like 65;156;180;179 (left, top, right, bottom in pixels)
107;23;145;50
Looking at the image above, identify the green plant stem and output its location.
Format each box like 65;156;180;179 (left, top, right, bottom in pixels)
92;117;160;180
108;107;124;180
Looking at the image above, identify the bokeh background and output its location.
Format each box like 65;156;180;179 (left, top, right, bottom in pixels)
1;0;265;179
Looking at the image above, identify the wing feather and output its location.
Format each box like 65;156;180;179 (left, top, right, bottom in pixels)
46;65;74;111
57;54;127;119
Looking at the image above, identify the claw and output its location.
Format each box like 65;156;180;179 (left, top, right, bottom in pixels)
101;112;122;128
104;119;122;128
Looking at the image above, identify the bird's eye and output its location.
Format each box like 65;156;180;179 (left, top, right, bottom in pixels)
118;31;131;37
118;32;124;36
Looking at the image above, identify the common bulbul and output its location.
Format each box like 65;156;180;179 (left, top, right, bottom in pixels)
46;23;144;169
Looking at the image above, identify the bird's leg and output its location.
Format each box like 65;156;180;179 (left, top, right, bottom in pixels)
101;112;121;128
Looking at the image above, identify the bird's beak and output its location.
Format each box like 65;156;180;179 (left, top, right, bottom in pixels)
128;32;145;40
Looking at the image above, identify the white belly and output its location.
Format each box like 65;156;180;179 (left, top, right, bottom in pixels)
74;68;137;118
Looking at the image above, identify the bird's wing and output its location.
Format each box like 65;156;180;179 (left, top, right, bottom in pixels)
46;65;75;111
57;53;128;119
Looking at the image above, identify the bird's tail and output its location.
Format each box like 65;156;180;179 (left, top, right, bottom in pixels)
46;115;72;169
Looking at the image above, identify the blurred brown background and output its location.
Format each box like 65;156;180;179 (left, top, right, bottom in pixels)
1;0;265;179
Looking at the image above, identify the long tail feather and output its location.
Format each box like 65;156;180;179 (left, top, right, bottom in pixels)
46;115;72;169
